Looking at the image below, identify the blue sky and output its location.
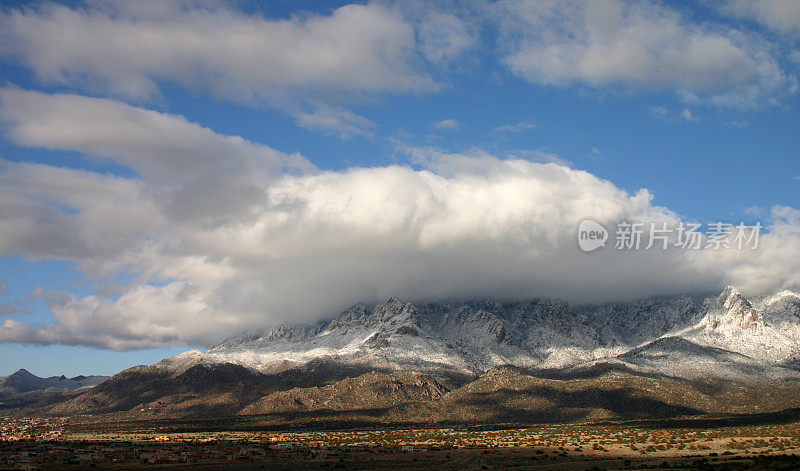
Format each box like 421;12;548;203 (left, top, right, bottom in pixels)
0;0;798;377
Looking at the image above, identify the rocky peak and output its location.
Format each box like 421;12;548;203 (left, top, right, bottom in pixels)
325;304;370;332
368;298;420;328
707;286;765;330
719;285;748;309
9;368;36;379
440;305;508;344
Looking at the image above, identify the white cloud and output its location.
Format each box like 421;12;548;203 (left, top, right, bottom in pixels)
433;118;461;130
727;120;750;127
0;1;440;137
0;282;228;349
680;108;699;123
510;149;572;167
649;106;671;121
0;88;315;229
0;90;799;350
493;121;537;133
650;106;699;123
0;303;34;316
416;10;477;64
0;2;434;99
293;105;378;139
743;205;765;217
495;0;796;108
720;0;800;37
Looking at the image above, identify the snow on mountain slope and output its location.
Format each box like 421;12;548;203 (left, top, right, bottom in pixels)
758;290;800;345
204;298;477;375
613;336;800;380
156;286;800;380
669;286;800;365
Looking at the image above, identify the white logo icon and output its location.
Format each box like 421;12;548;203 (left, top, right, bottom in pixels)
578;220;608;252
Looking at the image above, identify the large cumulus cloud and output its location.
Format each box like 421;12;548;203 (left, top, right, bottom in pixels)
0;89;798;350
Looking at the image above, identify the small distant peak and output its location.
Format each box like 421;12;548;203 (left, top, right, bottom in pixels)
10;368;35;378
386;296;402;305
59;375;67;380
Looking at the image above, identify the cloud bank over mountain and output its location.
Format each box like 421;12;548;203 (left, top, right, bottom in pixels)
0;1;797;351
0;88;798;350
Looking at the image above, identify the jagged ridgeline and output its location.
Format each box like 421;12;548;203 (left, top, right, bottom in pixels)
7;286;800;423
195;285;800;378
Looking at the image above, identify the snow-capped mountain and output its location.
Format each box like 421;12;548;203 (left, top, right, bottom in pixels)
759;289;800;345
164;286;800;380
669;286;799;364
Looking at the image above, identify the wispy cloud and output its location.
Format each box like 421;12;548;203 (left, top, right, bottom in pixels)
681;108;699;123
497;0;796;108
718;0;800;38
511;149;572;167
416;10;477;64
493;121;536;133
293;106;377;139
650;106;699;123
0;2;441;140
433;118;461;130
743;206;766;217
0;2;437;100
650;106;671;121
727;120;749;127
0;303;33;316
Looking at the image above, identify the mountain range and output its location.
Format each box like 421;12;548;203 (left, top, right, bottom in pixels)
0;369;108;396
5;285;800;424
174;285;800;379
